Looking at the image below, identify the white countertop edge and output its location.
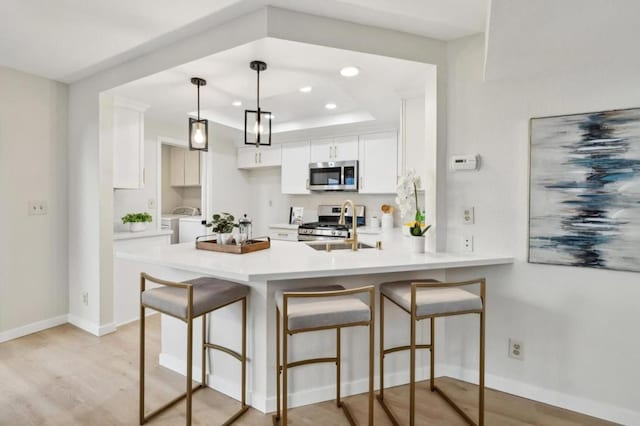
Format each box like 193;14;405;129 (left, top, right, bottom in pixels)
114;229;173;241
115;250;513;283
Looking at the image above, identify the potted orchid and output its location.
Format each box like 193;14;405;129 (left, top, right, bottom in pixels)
396;169;431;253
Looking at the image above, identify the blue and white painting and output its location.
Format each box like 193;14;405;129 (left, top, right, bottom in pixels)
529;108;640;272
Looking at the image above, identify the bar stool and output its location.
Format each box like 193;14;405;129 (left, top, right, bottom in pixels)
139;273;250;426
377;278;485;426
273;285;375;425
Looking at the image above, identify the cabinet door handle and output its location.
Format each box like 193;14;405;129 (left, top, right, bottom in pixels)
306;178;310;190
259;152;262;163
359;177;363;190
334;145;338;159
254;152;258;164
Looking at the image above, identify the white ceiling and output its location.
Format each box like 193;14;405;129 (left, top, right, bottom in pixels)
485;0;640;81
109;38;434;134
0;0;487;83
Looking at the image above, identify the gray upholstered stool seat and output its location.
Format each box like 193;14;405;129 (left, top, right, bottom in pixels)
275;285;371;331
380;280;482;317
142;277;249;320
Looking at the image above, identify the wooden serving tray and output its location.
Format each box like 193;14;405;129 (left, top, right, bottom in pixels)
195;235;271;254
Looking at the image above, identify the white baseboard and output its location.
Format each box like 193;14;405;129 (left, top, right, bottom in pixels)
67;314;117;337
0;315;68;344
116;311;156;328
439;364;640;425
159;351;430;414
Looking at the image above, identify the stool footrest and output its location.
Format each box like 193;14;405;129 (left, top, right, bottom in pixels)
338;401;357;426
286;356;337;369
142;384;205;423
376;393;400;426
383;344;431;356
221;405;250;426
433;384;477;426
204;342;243;361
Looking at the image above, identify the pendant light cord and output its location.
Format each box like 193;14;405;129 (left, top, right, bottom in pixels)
197;83;200;120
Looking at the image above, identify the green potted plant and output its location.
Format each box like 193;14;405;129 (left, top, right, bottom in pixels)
206;212;237;245
122;212;153;232
396;169;431;253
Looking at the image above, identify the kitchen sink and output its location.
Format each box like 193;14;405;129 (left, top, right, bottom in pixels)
306;241;375;251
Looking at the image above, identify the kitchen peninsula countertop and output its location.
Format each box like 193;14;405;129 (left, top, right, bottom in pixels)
115;231;513;282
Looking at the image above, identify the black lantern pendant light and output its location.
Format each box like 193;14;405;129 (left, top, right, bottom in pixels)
244;60;272;146
189;77;208;151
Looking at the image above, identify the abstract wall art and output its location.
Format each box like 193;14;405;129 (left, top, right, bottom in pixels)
529;108;640;272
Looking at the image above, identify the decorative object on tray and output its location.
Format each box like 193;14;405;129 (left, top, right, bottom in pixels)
205;212;237;245
380;204;394;230
122;212;152;232
238;214;252;244
529;107;640;272
196;235;270;254
396;169;431;250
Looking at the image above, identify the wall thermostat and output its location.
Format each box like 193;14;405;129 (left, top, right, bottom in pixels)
450;155;479;171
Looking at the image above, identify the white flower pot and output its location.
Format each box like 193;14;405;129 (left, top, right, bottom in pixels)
216;232;233;245
411;236;425;253
129;222;147;232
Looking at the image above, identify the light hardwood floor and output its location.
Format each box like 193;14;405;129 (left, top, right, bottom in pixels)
0;315;614;425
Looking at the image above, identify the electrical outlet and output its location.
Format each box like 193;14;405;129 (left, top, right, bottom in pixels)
148;198;156;210
509;338;523;360
463;206;475;224
28;200;47;216
462;235;474;252
82;292;89;306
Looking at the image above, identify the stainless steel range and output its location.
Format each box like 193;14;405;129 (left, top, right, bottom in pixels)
298;204;365;241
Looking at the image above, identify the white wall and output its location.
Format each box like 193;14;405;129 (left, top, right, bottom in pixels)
443;34;640;424
0;66;68;339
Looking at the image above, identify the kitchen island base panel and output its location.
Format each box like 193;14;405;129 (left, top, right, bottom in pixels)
151;267;447;413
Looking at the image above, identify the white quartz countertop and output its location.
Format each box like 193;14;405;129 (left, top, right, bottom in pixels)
268;223;299;229
116;231;513;282
113;229;173;241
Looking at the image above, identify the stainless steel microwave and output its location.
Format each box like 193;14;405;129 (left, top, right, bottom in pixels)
309;160;358;191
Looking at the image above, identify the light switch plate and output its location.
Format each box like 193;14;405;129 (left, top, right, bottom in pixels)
463;206;474;224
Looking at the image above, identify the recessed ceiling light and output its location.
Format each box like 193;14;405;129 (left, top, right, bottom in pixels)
299;86;312;93
340;66;360;77
232;100;242;107
325;103;337;110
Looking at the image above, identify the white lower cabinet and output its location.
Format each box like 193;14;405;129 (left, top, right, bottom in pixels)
179;218;208;243
358;131;398;194
237;145;281;169
281;141;311;194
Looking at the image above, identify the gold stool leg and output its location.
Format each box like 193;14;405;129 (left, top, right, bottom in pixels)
275;307;281;422
378;292;384;400
430;317;435;392
479;310;485;426
202;315;207;386
409;293;417;426
336;327;341;406
186;316;193;426
242;297;247;408
282;326;288;425
368;288;375;426
139;283;146;425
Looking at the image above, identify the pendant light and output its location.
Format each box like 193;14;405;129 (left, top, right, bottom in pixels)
244;60;272;146
189;77;208;151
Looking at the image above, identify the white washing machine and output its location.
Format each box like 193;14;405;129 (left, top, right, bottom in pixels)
161;206;201;244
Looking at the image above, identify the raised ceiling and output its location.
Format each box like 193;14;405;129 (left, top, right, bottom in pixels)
0;0;487;83
109;38;434;134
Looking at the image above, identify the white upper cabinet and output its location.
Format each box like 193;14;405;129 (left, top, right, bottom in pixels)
170;146;201;187
281;141;311;194
112;97;148;189
310;136;358;163
358;131;398;194
399;97;427;190
237;145;281;169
